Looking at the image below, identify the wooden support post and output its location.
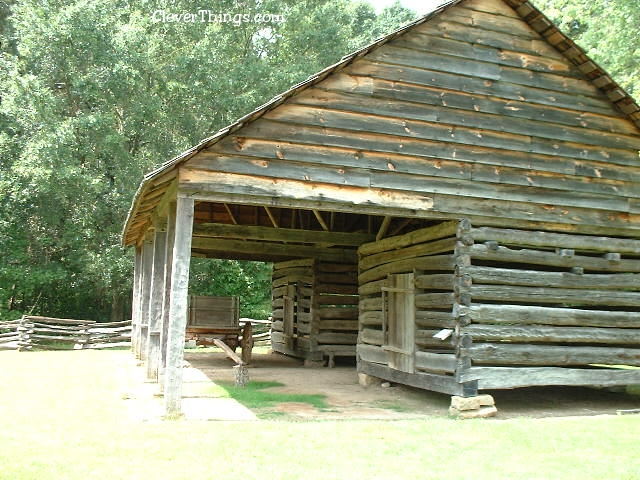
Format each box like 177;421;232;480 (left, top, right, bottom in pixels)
454;219;477;397
147;224;167;380
164;196;194;416
240;322;254;365
138;235;154;361
159;202;176;390
131;247;143;357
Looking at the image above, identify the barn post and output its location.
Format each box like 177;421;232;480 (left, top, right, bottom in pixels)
131;246;143;357
138;233;154;361
158;202;176;390
164;195;194;415
147;220;168;380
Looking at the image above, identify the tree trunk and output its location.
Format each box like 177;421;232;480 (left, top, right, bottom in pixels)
110;293;125;322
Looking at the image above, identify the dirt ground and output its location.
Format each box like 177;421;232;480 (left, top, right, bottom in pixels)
185;350;640;420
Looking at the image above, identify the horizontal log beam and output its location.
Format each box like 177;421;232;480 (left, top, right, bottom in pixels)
468;244;640;272
470;226;640;254
464;343;640;366
464;324;640;345
358;361;464;396
193;222;374;246
458;304;640;328
460;366;640;389
467;265;640;290
191;237;357;263
468;284;640;307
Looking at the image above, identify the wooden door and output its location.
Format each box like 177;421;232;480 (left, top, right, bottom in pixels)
282;283;296;349
383;273;415;373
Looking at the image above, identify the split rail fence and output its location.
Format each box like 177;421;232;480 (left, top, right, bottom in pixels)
0;316;132;351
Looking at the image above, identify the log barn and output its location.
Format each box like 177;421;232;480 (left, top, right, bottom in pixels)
122;0;640;414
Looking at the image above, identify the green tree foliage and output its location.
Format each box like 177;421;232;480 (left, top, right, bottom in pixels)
536;0;640;97
0;0;416;321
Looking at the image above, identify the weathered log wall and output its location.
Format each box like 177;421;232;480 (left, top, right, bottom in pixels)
357;219;640;395
358;221;464;395
315;260;359;365
179;0;640;237
456;222;640;390
271;259;315;358
271;258;358;363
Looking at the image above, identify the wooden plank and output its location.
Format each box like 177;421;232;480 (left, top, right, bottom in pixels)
212;338;243;365
358;361;464;396
395;33;580;78
464;324;640;345
443;5;540;39
358;278;387;296
193;222;374;246
192;236;357;263
415;351;457;374
319;320;358;331
359;295;384;312
415;329;456;349
316;261;357;273
274;258;315;270
465;343;640;366
318;284;357;295
358;255;456;284
195;150;640;234
415;311;456;329
359;237;457;272
368;44;601;99
164;195;194;415
460;0;525;18
317;332;358;345
359;311;383;326
230;102;639;170
468;244;640;272
180;169;435;216
22;316;95;326
357;343;387;364
283;284;295;339
385;273;415;373
360;328;384;346
415;292;456;309
286;93;640;160
431;193;639;233
460;366;640;389
460;304;640;328
317;308;358;320
468;285;640;307
345;59;617;117
467;265;640;290
316;295;359;305
359;221;459;257
317;272;358;285
242;118;637;210
414;273;456;291
415;18;565;63
469;227;640;255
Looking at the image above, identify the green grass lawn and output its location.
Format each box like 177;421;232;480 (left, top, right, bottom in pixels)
0;350;639;480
